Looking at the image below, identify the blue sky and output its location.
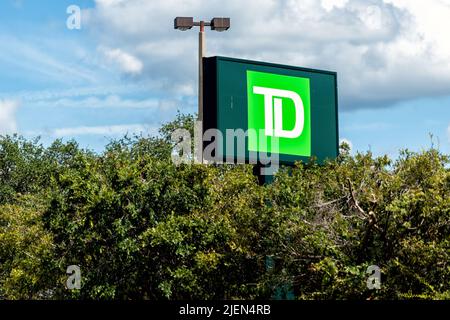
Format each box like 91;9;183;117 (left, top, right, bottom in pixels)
0;0;450;158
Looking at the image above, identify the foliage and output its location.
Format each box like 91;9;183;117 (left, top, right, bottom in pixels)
0;114;449;300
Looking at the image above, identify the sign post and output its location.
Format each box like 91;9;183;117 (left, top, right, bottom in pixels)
174;17;231;163
203;57;339;298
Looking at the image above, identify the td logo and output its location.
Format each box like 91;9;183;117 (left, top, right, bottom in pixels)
247;70;311;157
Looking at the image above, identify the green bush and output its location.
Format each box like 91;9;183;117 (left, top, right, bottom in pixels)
0;114;449;300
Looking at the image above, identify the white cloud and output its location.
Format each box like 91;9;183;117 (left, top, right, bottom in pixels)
100;47;143;75
321;0;349;11
20;93;185;120
0;84;153;103
52;124;156;137
0;35;101;85
30;95;160;109
83;0;450;110
0;99;20;135
96;0;126;7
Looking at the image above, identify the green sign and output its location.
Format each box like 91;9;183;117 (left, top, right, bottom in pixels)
247;70;311;157
203;56;338;165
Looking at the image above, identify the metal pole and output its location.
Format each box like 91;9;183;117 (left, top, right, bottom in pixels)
198;21;205;163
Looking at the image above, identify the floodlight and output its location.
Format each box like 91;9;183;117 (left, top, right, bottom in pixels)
174;17;194;31
211;17;230;32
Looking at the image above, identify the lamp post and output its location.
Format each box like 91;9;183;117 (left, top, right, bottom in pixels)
174;17;230;162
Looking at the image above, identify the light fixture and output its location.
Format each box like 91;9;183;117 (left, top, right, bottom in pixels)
174;17;194;31
211;17;230;32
